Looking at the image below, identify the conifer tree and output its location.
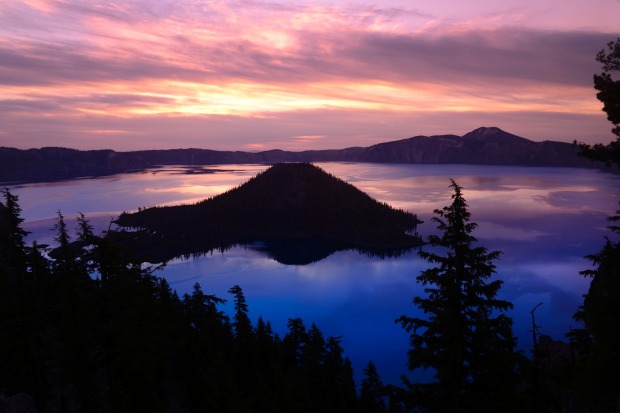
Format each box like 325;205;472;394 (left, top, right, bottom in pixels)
572;210;620;411
283;317;308;368
51;210;74;272
305;323;326;372
2;187;29;253
76;212;94;242
183;282;228;336
228;284;252;339
0;188;48;403
577;37;620;167
570;37;620;411
397;179;519;412
324;336;358;413
360;361;386;413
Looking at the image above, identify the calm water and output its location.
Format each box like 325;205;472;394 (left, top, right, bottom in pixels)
7;163;620;386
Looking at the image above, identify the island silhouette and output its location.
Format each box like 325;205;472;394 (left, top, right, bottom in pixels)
113;162;423;264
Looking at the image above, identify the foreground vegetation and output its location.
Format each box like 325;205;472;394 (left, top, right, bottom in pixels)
1;191;363;412
2;173;618;412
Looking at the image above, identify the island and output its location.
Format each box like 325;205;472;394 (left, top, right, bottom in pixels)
113;163;423;264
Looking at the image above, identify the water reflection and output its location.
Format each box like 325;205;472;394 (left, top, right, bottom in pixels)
9;163;620;386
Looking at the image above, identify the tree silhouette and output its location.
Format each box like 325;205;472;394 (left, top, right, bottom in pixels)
572;207;620;410
360;361;386;413
0;188;48;403
0;191;367;411
569;37;620;412
577;37;620;167
397;179;519;412
229;284;252;340
2;187;29;254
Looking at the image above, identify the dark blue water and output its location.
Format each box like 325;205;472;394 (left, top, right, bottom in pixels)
9;163;620;386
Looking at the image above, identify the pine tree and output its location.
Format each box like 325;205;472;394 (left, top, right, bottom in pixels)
283;317;308;368
2;187;29;253
76;212;94;242
323;335;358;413
183;282;228;336
360;361;386;413
396;179;519;412
51;210;74;271
228;284;252;339
571;38;620;411
1;188;29;277
577;37;620;167
572;208;620;410
0;188;48;403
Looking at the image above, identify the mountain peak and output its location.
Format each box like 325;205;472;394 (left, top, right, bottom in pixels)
467;126;504;136
462;127;531;143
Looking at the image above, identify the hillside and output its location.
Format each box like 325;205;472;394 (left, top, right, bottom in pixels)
0;127;602;183
114;163;423;264
357;127;592;165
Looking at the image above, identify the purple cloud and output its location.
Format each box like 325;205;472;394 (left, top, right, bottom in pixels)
0;1;616;150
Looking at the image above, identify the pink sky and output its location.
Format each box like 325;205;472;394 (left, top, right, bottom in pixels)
1;0;618;151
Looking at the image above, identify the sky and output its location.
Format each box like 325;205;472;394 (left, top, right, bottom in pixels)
1;0;619;151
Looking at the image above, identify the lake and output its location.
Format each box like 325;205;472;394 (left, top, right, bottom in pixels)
6;162;620;386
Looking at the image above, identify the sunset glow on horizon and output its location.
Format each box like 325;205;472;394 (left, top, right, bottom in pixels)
1;0;618;151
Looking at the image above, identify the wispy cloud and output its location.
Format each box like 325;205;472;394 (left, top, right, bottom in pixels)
0;0;616;149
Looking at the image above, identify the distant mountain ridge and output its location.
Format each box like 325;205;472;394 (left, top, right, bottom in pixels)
0;127;601;182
